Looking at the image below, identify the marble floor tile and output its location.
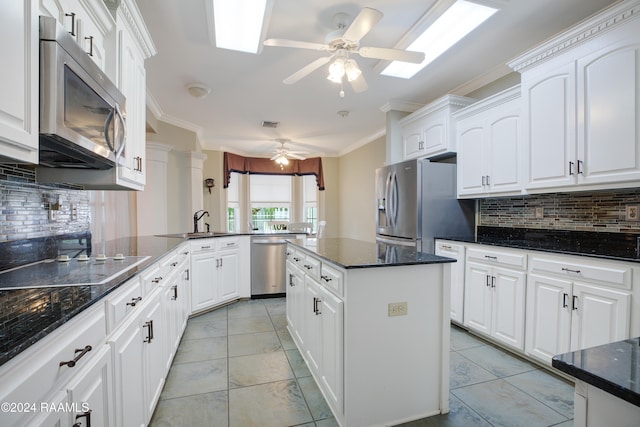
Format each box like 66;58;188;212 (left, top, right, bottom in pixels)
227;300;268;318
277;328;297;351
457;344;537;378
228;379;313;427
505;370;575;419
269;313;289;331
452;379;568;427
449;351;498;389
285;348;312;378
395;394;491;427
189;306;227;323
450;326;487;351
150;390;228;427
161;358;228;400
228;331;282;357
229;351;295;388
182;317;228;340
227;314;274;335
315;418;340;427
297;375;334;420
172;336;227;364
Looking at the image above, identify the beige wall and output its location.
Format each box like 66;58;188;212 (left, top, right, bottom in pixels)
337;136;386;242
202;150;226;231
319;157;339;238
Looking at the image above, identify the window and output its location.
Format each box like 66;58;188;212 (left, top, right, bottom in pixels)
249;175;291;231
227;172;240;232
302;175;318;232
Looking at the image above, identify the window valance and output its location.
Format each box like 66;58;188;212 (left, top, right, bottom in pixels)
223;152;325;190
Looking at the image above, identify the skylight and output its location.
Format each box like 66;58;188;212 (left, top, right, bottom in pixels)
381;0;498;79
213;0;272;54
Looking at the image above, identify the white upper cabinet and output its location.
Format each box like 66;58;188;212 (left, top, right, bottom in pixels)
456;86;523;198
399;95;475;160
0;0;38;164
510;0;640;193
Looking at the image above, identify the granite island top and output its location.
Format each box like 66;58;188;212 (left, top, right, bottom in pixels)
288;237;455;269
440;226;640;263
552;338;640;407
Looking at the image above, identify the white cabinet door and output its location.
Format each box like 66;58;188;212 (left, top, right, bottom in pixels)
457;125;486;196
286;262;306;346
486;104;521;194
435;241;465;324
577;43;640;186
422;112;447;156
304;276;322;373
0;0;38;164
109;312;146;427
463;261;492;335
191;251;218;312
491;267;526;351
523;62;576;189
525;273;573;364
142;293;166;422
570;283;631;352
402;124;425;159
318;286;344;413
218;250;240;302
66;344;113;427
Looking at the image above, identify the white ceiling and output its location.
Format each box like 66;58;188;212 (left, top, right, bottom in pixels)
136;0;618;158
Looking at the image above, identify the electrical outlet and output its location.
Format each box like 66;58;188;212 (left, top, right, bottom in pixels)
388;302;408;317
70;203;78;221
535;207;544;219
626;205;640;221
48;210;58;222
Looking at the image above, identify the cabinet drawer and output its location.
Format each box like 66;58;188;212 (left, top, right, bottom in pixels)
105;276;142;333
140;262;164;295
190;239;216;253
530;256;632;289
436;241;465;255
289;250;305;269
0;305;106;426
301;255;321;281
320;263;344;297
218;237;239;251
467;246;527;270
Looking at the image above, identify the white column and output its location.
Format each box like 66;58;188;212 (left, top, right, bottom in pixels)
186;151;208;217
136;142;172;235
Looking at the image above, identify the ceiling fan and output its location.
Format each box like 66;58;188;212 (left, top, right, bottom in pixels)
269;139;307;165
263;7;425;95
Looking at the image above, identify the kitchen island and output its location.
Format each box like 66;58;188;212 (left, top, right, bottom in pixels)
286;238;455;427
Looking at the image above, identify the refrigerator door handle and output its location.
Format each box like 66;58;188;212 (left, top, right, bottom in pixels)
389;171;399;229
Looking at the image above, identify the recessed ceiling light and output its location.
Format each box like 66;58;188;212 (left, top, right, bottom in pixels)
213;0;273;54
381;0;498;79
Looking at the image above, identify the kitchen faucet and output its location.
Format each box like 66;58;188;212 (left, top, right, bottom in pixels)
193;210;209;233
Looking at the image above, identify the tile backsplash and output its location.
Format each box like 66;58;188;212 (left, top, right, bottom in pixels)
0;165;90;241
479;189;640;233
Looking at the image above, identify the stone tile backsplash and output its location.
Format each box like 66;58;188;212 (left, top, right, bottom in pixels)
0;165;90;241
479;189;640;232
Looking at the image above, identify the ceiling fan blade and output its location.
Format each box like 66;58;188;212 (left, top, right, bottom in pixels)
283;56;331;84
288;153;306;160
358;46;425;64
270;153;279;160
350;74;368;93
264;38;329;51
342;7;383;42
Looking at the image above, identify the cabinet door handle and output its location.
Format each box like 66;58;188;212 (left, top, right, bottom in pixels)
65;12;76;36
60;345;92;368
486;275;491;287
126;296;142;307
482;175;486;186
73;410;92;427
144;320;154;343
313;297;322;315
288;274;294;287
569;161;574;175
562;293;569;308
561;267;581;274
491;276;496;288
85;35;94;56
185;269;189;280
172;285;178;300
577;160;583;174
572;296;579;311
486;175;490;186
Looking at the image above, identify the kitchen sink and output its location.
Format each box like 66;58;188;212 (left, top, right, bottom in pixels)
155;232;234;239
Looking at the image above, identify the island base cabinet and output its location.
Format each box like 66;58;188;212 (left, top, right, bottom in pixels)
573;380;640;427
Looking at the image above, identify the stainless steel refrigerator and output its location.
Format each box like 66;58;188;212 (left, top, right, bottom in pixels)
375;157;475;253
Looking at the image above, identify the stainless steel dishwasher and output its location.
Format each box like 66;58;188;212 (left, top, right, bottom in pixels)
251;235;296;297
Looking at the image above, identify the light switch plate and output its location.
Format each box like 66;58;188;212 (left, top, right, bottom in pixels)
388;302;408;317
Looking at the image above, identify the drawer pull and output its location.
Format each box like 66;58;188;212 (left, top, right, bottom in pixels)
561;267;581;274
73;410;92;427
144;320;154;343
484;255;498;260
183;251;190;255
441;245;452;250
321;275;332;283
293;257;301;262
152;276;163;283
303;264;313;269
201;245;211;249
126;296;142;307
171;261;179;267
60;345;92;368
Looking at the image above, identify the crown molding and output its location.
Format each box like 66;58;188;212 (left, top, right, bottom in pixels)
78;0;115;35
380;100;424;113
117;0;157;59
509;0;640;72
452;85;521;120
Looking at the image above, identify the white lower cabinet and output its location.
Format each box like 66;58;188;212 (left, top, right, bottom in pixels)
286;259;306;346
435;240;465;324
464;247;527;351
525;254;632;365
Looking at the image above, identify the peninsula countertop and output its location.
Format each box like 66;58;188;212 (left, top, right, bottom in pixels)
288;237;455;269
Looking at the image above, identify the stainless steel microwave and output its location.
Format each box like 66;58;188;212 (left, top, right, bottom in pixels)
39;16;126;170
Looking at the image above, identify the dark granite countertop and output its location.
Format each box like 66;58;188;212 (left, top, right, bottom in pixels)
552;338;640;407
289;237;455;269
438;226;640;263
0;235;185;367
